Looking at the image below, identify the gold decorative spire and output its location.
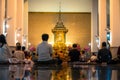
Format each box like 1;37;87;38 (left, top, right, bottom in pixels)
58;1;62;22
52;0;68;56
55;0;65;28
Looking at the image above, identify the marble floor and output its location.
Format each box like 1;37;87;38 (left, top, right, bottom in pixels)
0;63;120;80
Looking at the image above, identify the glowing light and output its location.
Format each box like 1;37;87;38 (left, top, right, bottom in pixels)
96;39;99;43
28;43;31;46
107;34;110;37
6;24;9;28
88;43;91;46
66;42;72;46
16;40;18;43
17;33;20;37
4;33;7;36
49;42;54;46
24;39;26;42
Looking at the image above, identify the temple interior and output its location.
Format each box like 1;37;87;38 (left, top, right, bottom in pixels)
0;0;120;80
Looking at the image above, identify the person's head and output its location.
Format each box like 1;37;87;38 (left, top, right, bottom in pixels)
22;46;26;51
102;42;107;48
16;42;21;46
92;52;96;56
16;45;21;50
72;43;77;48
0;34;7;47
12;50;15;54
33;53;36;55
0;34;7;43
82;50;85;54
42;33;49;41
60;51;63;53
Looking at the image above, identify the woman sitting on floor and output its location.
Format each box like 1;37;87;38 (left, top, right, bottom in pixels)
10;45;33;64
90;53;97;62
13;45;25;63
0;34;12;63
80;50;87;62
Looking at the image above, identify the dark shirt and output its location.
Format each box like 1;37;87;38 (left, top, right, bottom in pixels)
98;48;112;62
24;51;30;58
68;49;80;62
117;46;120;58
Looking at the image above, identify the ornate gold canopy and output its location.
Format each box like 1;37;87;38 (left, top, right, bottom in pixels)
52;1;68;59
52;12;68;55
52;21;68;49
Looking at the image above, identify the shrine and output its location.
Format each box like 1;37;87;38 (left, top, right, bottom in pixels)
52;7;68;55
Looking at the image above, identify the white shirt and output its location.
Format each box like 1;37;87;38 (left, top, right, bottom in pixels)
0;44;12;61
37;41;53;61
14;50;25;61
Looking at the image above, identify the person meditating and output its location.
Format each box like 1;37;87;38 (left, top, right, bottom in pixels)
0;34;12;63
36;33;62;65
97;41;112;64
68;43;80;62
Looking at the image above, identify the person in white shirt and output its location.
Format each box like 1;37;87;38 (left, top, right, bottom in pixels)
90;53;97;62
37;33;62;64
0;34;12;63
37;34;52;61
14;45;25;63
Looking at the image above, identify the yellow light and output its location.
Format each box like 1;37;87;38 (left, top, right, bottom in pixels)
65;42;72;46
49;42;54;46
28;43;31;46
88;43;91;46
17;33;20;37
6;24;9;28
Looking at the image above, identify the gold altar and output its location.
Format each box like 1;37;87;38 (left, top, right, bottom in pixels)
52;18;68;56
52;2;68;59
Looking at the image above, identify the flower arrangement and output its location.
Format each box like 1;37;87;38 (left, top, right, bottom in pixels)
84;46;91;52
29;45;36;52
83;46;91;60
77;44;81;51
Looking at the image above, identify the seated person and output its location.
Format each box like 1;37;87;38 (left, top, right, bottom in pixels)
117;46;120;59
0;34;12;63
90;53;97;62
31;52;38;62
13;45;25;63
97;42;112;63
111;46;120;64
36;33;62;65
22;46;30;59
80;50;87;62
57;51;65;60
68;43;80;62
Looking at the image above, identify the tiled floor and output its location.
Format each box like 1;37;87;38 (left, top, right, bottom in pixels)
0;63;120;80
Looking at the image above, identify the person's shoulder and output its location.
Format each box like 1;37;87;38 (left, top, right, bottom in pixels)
74;48;80;51
14;51;18;54
15;50;23;53
69;49;76;53
98;48;103;52
2;44;7;48
37;43;42;47
48;43;52;47
103;48;110;51
100;48;107;51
